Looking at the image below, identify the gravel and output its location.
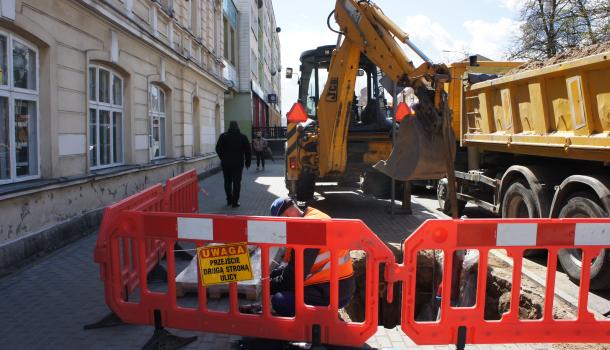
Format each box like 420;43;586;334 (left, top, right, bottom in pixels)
508;41;610;74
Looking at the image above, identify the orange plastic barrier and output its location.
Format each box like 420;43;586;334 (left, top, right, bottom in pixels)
388;218;610;346
102;211;395;347
94;184;166;296
92;177;610;346
163;170;199;213
94;171;200;303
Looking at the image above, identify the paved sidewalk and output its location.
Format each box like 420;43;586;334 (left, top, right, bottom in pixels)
0;162;554;350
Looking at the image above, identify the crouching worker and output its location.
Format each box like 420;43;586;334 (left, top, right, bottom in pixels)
240;197;355;315
265;197;355;316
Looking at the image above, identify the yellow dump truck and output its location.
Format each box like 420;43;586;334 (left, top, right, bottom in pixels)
439;51;610;289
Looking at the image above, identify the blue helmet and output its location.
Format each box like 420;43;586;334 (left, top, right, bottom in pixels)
270;197;294;216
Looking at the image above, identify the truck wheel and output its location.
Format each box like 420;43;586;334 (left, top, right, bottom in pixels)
501;182;539;218
437;178;466;216
296;173;316;202
362;169;391;199
557;192;610;290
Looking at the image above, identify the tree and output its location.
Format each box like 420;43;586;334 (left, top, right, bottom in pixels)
509;0;609;60
562;0;609;46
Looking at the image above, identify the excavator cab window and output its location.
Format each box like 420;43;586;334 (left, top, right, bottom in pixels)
297;45;392;132
350;61;393;132
304;66;326;117
298;45;334;120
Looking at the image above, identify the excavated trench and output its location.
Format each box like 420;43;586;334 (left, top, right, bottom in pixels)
344;248;579;326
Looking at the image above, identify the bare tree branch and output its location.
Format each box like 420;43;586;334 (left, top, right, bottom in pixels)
508;0;608;60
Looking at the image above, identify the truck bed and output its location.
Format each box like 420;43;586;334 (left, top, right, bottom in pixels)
463;51;610;162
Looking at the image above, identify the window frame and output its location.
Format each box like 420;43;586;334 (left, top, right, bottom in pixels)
186;0;192;31
223;16;229;61
230;26;237;66
0;30;40;185
223;13;238;66
149;84;167;160
88;64;124;170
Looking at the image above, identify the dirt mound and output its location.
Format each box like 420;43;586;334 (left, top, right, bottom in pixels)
343;249;581;327
508;41;610;74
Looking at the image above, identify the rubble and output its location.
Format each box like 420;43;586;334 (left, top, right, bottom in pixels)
508;41;610;74
344;248;581;326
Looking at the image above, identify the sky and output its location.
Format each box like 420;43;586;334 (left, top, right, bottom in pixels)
272;0;525;117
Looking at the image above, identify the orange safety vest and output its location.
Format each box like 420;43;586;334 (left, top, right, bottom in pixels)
283;207;354;286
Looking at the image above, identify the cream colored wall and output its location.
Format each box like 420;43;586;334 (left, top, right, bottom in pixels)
7;0;226;177
0;157;220;245
0;0;227;244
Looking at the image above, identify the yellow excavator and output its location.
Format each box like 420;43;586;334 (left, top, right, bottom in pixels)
285;0;456;213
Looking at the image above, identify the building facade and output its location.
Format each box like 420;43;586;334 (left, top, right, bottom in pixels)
222;0;281;141
0;0;230;273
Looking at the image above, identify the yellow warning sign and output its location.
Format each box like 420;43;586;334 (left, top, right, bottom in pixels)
197;243;253;286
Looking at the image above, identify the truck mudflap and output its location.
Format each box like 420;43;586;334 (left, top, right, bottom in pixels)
373;115;455;181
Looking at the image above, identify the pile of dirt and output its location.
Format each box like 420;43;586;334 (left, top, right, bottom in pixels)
508;41;610;74
344;249;579;326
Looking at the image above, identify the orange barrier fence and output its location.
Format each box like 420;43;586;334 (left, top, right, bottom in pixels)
87;171;200;329
93;184;166;296
102;211;395;347
91;174;610;347
163;170;199;213
389;218;610;346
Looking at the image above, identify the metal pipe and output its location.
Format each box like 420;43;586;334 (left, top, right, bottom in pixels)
404;38;432;64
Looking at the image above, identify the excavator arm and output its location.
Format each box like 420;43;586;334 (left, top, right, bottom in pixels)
317;0;452;178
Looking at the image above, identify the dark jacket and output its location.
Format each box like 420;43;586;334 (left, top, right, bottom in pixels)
215;128;252;169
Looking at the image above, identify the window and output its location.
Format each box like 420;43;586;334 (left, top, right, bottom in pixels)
0;32;39;184
88;65;123;169
149;84;166;159
186;0;192;30
223;0;238;65
230;27;236;65
251;49;258;78
188;0;199;32
223;17;229;60
159;0;174;14
213;6;219;53
223;17;237;66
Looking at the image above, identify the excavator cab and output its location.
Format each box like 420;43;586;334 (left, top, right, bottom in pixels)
296;45;392;132
290;46;397;193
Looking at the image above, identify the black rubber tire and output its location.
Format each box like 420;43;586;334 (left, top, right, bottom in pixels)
501;182;539;218
437;178;466;216
362;169;392;199
296;173;316;202
502;181;545;257
557;192;610;290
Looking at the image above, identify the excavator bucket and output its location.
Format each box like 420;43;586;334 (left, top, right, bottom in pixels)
373;115;455;181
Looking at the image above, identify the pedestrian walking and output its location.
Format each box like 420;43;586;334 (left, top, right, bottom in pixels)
252;131;268;171
215;121;251;208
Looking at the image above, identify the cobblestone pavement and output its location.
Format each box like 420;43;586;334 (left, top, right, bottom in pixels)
0;161;557;349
